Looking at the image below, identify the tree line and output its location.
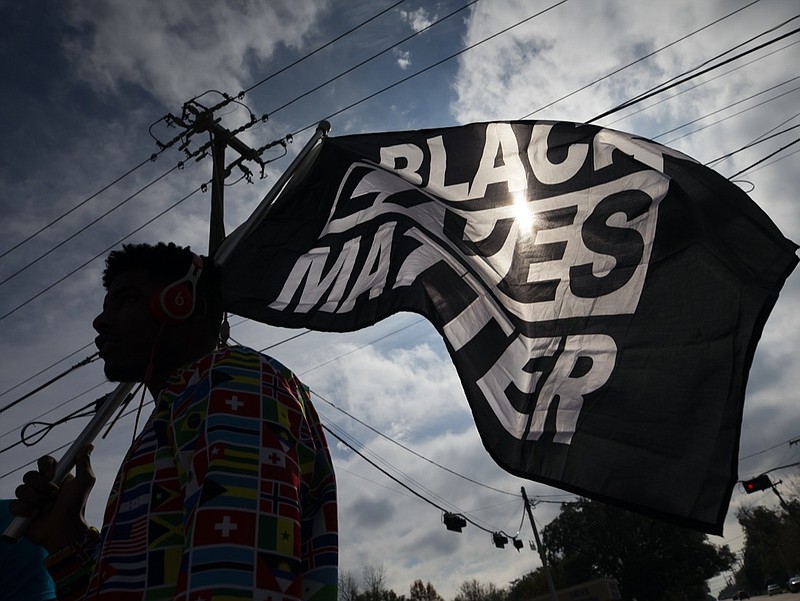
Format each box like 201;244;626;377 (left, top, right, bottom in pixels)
720;478;800;596
339;477;799;601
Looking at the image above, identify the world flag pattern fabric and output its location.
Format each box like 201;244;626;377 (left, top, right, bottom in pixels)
46;345;337;600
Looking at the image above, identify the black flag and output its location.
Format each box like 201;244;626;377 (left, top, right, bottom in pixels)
220;121;798;533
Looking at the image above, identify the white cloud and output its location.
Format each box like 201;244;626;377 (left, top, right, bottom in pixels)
2;2;798;598
61;0;330;106
400;8;434;33
395;49;412;71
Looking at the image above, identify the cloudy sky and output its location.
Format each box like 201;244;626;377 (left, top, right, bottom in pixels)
1;0;798;596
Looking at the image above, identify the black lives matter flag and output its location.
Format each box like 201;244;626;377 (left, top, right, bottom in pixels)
220;121;798;533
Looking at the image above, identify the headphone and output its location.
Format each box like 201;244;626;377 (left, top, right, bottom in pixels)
150;253;205;323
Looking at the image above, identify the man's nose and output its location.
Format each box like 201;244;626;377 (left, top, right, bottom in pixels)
92;309;109;333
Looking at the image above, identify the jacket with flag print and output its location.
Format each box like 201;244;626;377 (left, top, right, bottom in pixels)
45;345;338;601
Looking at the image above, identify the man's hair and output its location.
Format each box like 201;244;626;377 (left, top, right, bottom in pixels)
102;242;224;330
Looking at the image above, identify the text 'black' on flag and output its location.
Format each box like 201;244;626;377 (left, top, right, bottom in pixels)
218;121;798;533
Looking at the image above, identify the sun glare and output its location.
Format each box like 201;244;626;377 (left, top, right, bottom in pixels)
512;190;535;236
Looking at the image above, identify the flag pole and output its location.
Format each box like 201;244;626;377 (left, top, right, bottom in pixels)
2;382;135;542
2;121;331;543
214;120;331;266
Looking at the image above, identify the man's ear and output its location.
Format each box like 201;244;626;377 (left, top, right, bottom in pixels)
192;298;209;320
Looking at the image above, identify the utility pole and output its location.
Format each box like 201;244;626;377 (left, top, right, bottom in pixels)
768;479;800;529
165;99;267;256
521;487;559;601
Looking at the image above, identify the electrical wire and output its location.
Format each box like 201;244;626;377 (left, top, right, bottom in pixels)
3;0;779;332
726;136;800;180
0;184;206;323
0;156;159;262
2;4;796;545
321;423;507;536
0;341;96;400
705;124;800;166
0;0;556;321
518;0;766;120
0;439;72;481
0;3;406;273
587;26;800;123
660;84;800;145
264;0;483;122
621;12;799;110
0;382;108;444
297;318;427;377
0;353;99;416
293;0;568;136
603;40;800;129
6;4;794;405
311;388;518;497
653;76;800;140
0;1;406;268
240;0;407;96
742;146;800;176
0;163;189;289
707;109;800;166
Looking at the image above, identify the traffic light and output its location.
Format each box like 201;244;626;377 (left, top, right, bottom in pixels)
492;532;508;548
742;474;772;493
443;512;467;532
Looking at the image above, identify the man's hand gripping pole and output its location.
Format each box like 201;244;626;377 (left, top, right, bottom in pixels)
1;382;135;543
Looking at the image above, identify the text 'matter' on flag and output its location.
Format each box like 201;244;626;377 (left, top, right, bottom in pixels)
219;121;798;533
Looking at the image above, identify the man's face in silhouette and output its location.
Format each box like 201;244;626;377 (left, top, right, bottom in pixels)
93;269;162;383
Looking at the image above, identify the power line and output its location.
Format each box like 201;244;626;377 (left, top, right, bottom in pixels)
311;388;518;497
1;316;522;531
0;162;188;288
652;76;800;140
0;382;108;444
706;123;800;166
0;317;421;462
603;40;800;129
707;109;800;166
0;0;532;304
519;0;766;120
741;146;800;176
0;4;406;264
659;84;800;145
0;353;98;416
621;12;799;110
3;0;772;329
0;341;96;400
3;2;792;502
262;0;482;123
0;156;158;262
321;422;507;536
0;184;206;323
297;318;427;377
726;136;800;179
740;436;800;462
587;26;800;123
240;0;407;96
294;0;568;136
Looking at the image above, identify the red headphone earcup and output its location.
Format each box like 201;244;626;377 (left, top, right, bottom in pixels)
151;284;194;322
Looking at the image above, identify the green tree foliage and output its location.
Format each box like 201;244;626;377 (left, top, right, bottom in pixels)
507;569;550;601
735;493;800;590
539;498;735;601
